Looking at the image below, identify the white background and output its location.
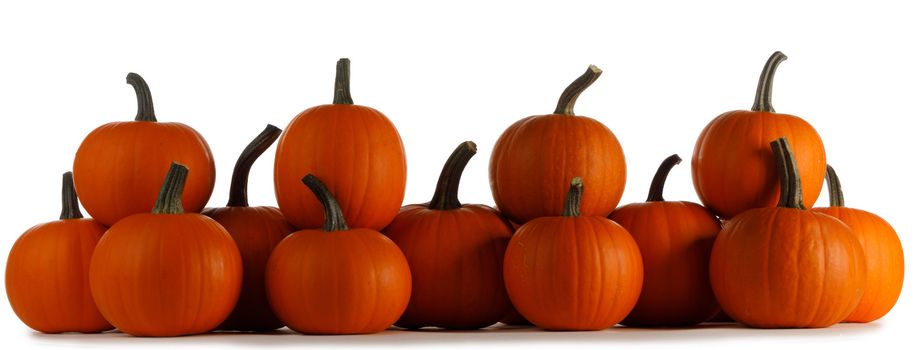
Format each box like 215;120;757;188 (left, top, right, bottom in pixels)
1;0;915;349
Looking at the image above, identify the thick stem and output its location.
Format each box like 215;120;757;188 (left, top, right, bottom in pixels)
429;141;477;210
60;172;83;220
562;177;584;217
227;124;282;207
647;154;682;202
333;58;353;105
302;174;348;232
126;72;157;122
825;165;846;207
554;65;602;115
751;51;787;113
770;137;805;210
152;163;189;215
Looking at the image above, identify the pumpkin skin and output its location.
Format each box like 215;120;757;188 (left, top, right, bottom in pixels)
5;173;113;334
73;73;215;226
275;58;406;230
490;66;626;224
813;166;903;323
692;52;826;219
504;178;643;331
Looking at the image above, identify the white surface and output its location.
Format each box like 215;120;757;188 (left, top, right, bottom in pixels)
0;0;914;349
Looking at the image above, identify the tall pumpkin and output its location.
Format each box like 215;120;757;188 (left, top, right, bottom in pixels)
73;73;215;226
274;58;406;230
490;65;626;224
692;52;826;218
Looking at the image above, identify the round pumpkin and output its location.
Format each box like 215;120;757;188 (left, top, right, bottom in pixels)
610;154;721;327
73;73;215;226
89;163;242;337
504;177;643;331
692;52;826;219
813;165;903;323
274;58;406;230
266;174;411;335
709;138;865;328
490;65;626;224
6;172;112;334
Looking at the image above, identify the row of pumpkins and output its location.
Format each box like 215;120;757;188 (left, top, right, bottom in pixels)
6;53;903;336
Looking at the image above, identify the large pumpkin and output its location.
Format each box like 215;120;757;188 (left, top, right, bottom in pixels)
490;65;626;224
384;141;513;329
6;172;112;334
274;58;406;230
692;52;826;219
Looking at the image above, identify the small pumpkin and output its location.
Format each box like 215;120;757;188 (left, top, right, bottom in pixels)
274;58;406;230
490;65;626;224
383;141;513;329
610;154;721;327
73;73;215;226
813;165;903;323
709;138;865;328
266;174;411;334
203;125;295;331
692;52;826;218
89;163;242;337
6;172;112;334
503;177;643;331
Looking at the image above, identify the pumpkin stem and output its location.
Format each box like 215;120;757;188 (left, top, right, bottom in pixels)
429;141;477;210
126;72;157;122
647;154;682;202
751;51;787;113
333;58;353;105
554;65;602;115
60;172;83;220
562;177;584;217
826;165;846;207
227;124;282;207
770;137;805;210
152;162;189;215
302;174;349;232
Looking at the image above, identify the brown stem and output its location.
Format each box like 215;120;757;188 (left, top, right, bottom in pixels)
302;174;348;232
333;58;353;105
562;177;584;217
751;51;787;113
152;162;189;215
60;172;83;220
126;72;157;122
227;124;282;207
429;141;477;210
647;154;682;202
554;65;602;115
770;137;804;209
825;165;846;207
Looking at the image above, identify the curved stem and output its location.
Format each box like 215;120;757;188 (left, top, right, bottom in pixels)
227;124;282;207
152;162;189;215
333;58;353;105
562;177;584;217
751;51;787;112
554;65;602;115
60;172;83;220
429;141;477;210
126;72;157;122
825;165;846;207
769;137;805;209
647;154;682;202
302;174;348;232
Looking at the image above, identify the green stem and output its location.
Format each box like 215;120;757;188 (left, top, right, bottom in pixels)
554;65;602;115
825;165;846;207
769;137;805;209
302;174;348;232
333;58;353;105
152;162;189;215
562;177;584;217
126;72;157;122
60;172;83;220
751;51;787;113
227;124;282;207
647;154;682;202
429;141;477;210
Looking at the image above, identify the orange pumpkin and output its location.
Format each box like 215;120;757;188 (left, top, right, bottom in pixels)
274;58;406;230
203;125;294;331
692;52;826;219
610;154;721;326
490;65;626;224
504;177;643;331
813;165;903;323
384;141;513;329
709;138;865;328
266;174;411;334
73;73;215;226
89;163;242;336
6;172;112;334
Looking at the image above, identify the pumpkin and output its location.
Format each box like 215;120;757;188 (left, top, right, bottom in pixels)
490;65;626;224
709;138;865;328
692;51;826;219
73;73;215;226
503;177;643;331
6;172;112;334
383;141;513;329
203;125;294;331
89;163;242;337
266;174;411;334
610;154;721;327
813;165;903;323
274;58;406;230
